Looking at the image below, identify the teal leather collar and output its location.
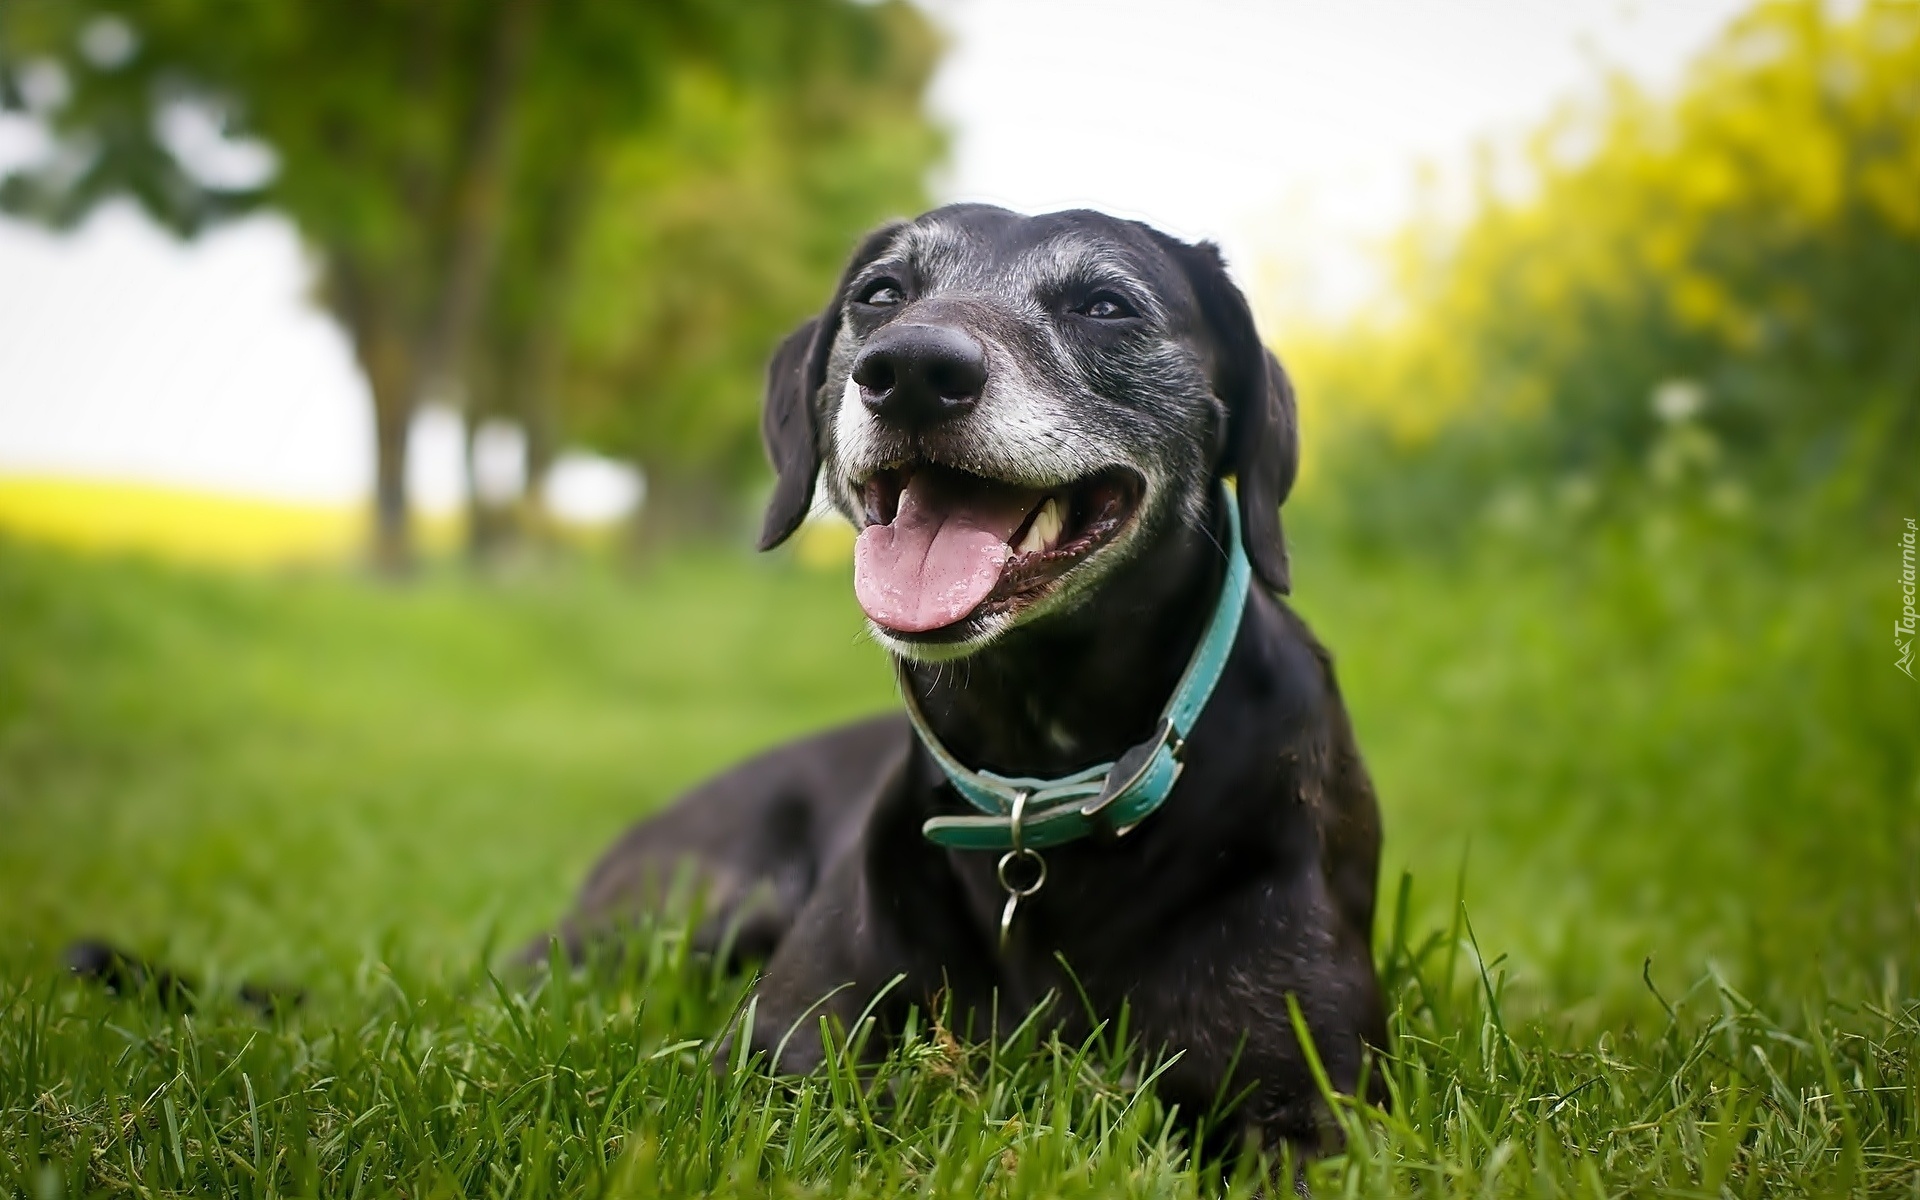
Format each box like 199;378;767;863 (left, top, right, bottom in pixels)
905;488;1252;852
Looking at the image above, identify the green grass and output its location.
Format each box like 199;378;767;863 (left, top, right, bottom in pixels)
2;514;1916;1196
0;545;894;976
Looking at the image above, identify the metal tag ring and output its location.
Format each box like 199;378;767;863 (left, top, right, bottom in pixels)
996;846;1047;897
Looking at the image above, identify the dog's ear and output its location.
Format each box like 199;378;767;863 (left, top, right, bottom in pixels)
1162;237;1300;593
757;221;907;551
757;318;824;551
1245;348;1301;593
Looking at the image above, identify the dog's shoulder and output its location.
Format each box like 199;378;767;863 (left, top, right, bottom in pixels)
569;713;911;919
1247;586;1384;937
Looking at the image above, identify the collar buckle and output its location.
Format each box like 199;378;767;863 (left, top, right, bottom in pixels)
1080;717;1180;822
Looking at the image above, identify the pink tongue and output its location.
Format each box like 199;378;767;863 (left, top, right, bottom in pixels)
854;471;1043;633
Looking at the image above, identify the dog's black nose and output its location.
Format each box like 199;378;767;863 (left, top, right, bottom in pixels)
852;324;986;426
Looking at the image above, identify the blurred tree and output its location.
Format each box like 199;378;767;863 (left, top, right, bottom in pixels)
0;0;940;567
1289;0;1919;538
471;2;939;548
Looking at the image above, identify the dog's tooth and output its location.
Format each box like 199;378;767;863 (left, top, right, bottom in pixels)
1039;497;1063;548
1017;497;1062;555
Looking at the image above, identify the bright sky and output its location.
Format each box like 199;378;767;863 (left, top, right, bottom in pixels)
0;0;1752;507
927;0;1750;308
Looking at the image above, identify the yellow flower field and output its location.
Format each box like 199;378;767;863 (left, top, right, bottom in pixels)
0;475;362;567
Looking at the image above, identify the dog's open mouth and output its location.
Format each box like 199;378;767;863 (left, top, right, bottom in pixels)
850;463;1142;635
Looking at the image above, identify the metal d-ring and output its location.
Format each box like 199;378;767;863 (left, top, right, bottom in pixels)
996;789;1047;951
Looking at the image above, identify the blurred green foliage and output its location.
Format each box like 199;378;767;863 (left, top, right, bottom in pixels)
1268;4;1920;1004
0;0;941;558
552;8;939;498
1290;0;1920;541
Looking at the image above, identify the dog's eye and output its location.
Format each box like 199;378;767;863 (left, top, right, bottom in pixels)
1077;292;1136;320
858;279;904;307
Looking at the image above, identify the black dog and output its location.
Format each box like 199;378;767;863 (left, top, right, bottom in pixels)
532;204;1388;1151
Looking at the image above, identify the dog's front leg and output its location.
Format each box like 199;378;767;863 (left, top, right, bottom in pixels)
741;754;994;1075
741;850;900;1073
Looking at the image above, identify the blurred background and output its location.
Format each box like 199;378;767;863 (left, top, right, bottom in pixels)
0;0;1913;1013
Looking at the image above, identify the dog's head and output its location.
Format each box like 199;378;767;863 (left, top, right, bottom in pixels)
759;204;1298;660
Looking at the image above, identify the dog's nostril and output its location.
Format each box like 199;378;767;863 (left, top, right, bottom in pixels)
852;356;895;396
927;356;985;402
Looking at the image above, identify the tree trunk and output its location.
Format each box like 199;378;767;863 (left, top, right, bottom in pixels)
373;393;413;572
412;0;537;413
513;156;597;528
329;254;418;573
335;0;536;575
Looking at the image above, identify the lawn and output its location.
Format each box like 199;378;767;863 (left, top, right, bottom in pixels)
2;514;1915;1197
